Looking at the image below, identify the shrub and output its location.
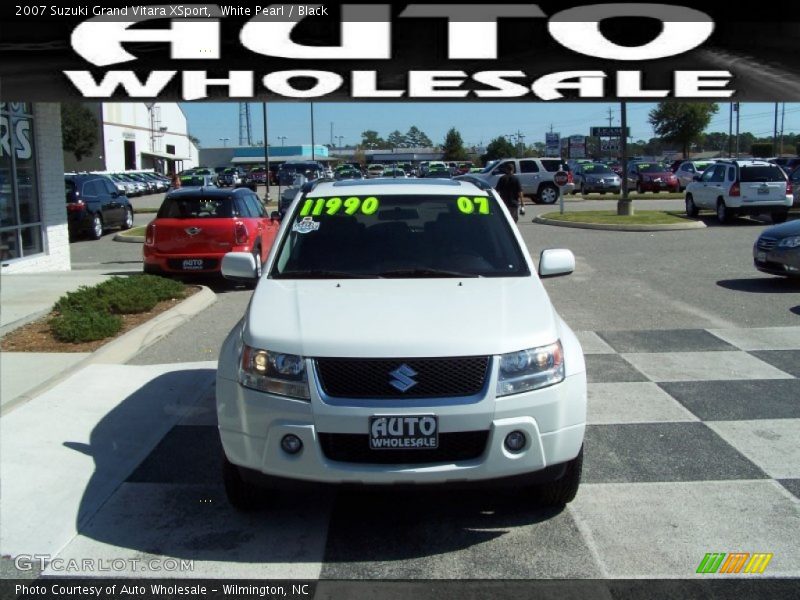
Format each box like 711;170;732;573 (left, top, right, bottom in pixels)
49;275;186;343
50;310;122;343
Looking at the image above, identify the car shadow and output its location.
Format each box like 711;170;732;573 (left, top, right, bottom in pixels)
717;277;800;293
66;369;566;566
791;306;800;316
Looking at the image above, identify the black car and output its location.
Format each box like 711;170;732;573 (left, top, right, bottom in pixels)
754;219;800;278
65;174;134;240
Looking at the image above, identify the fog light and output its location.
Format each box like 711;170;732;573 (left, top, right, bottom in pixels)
504;431;526;452
281;434;303;455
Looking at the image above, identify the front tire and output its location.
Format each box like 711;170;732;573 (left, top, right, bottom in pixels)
636;181;643;194
223;455;261;511
534;445;583;507
685;194;699;218
538;184;559;205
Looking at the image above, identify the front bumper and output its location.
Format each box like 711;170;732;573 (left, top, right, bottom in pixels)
753;243;800;277
217;360;587;485
581;182;620;194
638;180;679;192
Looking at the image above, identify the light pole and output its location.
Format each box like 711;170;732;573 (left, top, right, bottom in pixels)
336;135;344;148
262;102;270;200
278;136;287;146
219;137;229;147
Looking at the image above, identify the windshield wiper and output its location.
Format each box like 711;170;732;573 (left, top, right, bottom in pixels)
273;270;377;279
377;268;480;278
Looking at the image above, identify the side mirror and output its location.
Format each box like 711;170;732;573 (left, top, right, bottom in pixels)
110;191;120;198
538;249;575;278
270;210;281;222
693;175;701;182
221;252;257;281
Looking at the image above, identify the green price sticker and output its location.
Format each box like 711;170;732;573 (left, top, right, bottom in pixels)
456;196;490;215
299;196;380;217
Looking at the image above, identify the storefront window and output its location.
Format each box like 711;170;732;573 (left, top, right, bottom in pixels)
0;102;43;261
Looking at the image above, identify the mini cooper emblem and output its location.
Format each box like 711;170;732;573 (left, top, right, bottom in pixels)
389;364;418;392
185;227;202;236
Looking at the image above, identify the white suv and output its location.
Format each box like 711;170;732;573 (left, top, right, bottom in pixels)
684;160;793;224
469;158;574;204
216;178;586;509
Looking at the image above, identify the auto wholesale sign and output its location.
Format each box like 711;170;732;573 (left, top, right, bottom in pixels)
3;2;800;100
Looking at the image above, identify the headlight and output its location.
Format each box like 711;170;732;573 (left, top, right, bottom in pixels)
778;236;800;248
496;341;565;397
239;344;310;400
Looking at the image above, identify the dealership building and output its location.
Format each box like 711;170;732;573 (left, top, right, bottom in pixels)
1;101;197;274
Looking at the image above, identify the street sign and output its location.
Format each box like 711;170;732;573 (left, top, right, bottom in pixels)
545;132;560;157
601;139;619;151
591;126;630;137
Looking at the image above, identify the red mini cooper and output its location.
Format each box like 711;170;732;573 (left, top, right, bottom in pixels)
143;187;279;280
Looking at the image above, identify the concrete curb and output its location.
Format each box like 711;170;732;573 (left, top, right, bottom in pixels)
0;286;216;416
114;232;145;243
533;215;707;232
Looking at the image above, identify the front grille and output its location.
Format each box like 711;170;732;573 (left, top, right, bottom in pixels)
318;431;489;464
315;356;490;399
756;237;778;252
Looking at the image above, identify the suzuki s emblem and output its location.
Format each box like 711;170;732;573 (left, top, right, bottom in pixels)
185;227;202;236
389;364;418;392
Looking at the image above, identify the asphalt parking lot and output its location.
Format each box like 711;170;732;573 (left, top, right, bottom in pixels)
4;195;799;581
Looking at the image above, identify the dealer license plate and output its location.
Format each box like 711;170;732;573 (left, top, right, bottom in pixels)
182;258;204;270
369;415;438;450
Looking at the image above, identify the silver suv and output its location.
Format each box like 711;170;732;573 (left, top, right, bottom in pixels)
684;160;792;224
469;158;574;204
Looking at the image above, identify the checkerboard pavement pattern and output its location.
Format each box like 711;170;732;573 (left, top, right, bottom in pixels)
13;328;800;579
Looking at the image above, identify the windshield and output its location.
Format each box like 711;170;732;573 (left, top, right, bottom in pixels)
636;163;667;173
581;165;614;175
157;196;234;218
270;194;529;279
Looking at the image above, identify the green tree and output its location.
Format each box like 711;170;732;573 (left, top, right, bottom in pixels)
648;102;718;159
405;125;432;148
481;136;516;163
442;127;468;161
360;130;387;149
61;104;98;161
387;130;407;149
188;134;201;148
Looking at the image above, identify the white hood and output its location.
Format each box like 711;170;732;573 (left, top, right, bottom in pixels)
244;277;560;358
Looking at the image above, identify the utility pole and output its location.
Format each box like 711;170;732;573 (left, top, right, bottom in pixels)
780;103;786;155
310;102;315;161
728;102;733;158
262;102;270;200
773;103;779;155
617;102;632;216
330;122;334;148
607;107;614;126
735;102;740;158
